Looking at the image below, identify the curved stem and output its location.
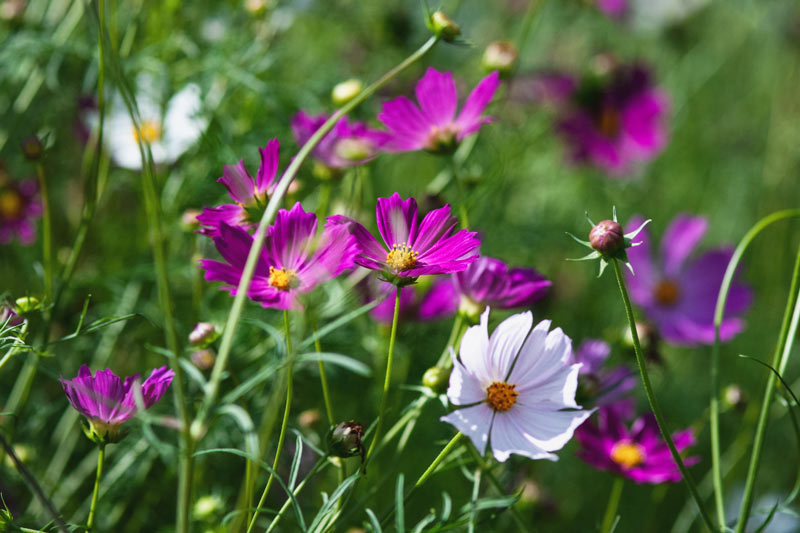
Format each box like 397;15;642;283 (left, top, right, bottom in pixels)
366;286;402;464
601;477;624;533
247;311;295;533
196;35;439;430
87;444;105;530
611;259;716;532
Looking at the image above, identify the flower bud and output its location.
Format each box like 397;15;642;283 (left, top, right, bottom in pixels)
482;41;518;76
422;366;451;392
723;384;747;412
589;220;624;255
194;494;223;520
191;349;216;370
430;11;460;42
189;322;218;347
331;79;363;107
14;296;41;314
21;135;43;160
327;420;365;462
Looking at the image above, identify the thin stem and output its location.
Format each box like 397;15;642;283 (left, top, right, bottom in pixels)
35;162;52;301
449;158;470;229
247;311;295;533
366;286;402;463
436;312;465;368
601;477;624;533
415;432;464;489
313;327;334;425
736;243;800;533
465;444;528;532
611;259;716;531
87;443;105;530
468;465;482;533
265;457;328;533
196;35;439;430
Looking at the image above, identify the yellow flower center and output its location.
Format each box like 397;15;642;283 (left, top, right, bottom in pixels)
597;106;621;138
486;381;519;412
386;242;419;272
132;120;162;143
0;189;23;219
654;279;681;306
610;440;645;469
268;266;299;291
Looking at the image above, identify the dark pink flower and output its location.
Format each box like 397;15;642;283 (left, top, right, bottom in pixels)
200;202;357;310
290;112;389;169
378;68;501;153
0;166;41;246
197;139;280;237
625;213;752;346
328;193;480;282
576;405;699;483
571;339;635;409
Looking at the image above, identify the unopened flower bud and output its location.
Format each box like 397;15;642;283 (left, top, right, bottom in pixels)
189;322;218;347
181;209;201;231
430;11;460;42
327;420;365;463
191;349;216;370
21;136;43;160
422;366;451;392
723;384;747;411
482;41;518;76
589;220;624;255
331;79;363;107
14;296;40;314
194;494;223;520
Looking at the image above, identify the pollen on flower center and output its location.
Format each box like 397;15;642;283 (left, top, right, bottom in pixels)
132;120;163;143
268;266;299;291
610;440;645;469
597;106;621;138
386;243;419;271
654;279;681;306
486;381;519;412
0;189;23;219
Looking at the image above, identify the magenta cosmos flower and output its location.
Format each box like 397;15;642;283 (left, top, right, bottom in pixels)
329;193;480;282
571;339;635;409
441;309;591;462
0;166;42;245
377;67;501;153
197;138;280;237
576;405;699;483
625;213;752;346
291;112;389;169
60;365;174;442
200;202;357;310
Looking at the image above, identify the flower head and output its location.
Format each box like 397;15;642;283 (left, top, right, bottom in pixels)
441;309;591;462
625;213;752;346
571;339;636;409
60;365;174;443
0;165;41;246
197;139;280;237
200;202;357;310
576;405;699;483
329;193;480;284
291;112;389;170
378;68;501;154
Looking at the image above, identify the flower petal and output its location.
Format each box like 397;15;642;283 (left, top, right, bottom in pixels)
454;71;501;132
440;404;493;456
415;68;458;128
376;193;419;248
660;214;708;277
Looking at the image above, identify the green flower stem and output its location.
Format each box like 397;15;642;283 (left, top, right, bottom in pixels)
736;241;800;533
601;477;624;533
468;464;482;533
195;35;439;432
610;258;716;532
710;209;800;527
414;432;464;489
247;311;295;533
313;327;334;425
87;443;105;530
464;444;527;533
366;286;402;464
265;457;328;533
34;162;52;301
0;321;28;375
436;312;465;368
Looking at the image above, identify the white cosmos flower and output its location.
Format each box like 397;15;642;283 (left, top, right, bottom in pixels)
441;308;591;462
105;81;206;170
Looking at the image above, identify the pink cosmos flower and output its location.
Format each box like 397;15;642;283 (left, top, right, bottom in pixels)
290;112;390;169
0;165;42;245
441;309;591;462
576;405;699;483
377;67;501;153
200;202;357;311
570;339;636;409
197;138;280;237
625;213;752;346
329;193;480;281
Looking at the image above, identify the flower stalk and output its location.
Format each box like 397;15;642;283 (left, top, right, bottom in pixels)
600;477;624;533
87;443;105;530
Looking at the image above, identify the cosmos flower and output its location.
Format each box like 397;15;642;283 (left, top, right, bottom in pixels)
596;0;627;18
200;202;357;310
0;165;41;246
625;214;752;346
368;277;457;324
377;67;501;153
328;193;480;283
60;365;174;443
576;405;699;483
441;309;591;462
571;339;636;410
197;139;280;237
290;112;389;169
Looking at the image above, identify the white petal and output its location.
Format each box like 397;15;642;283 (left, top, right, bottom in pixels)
440;404;493;456
457;308;490;381
509;322;571;386
446;361;487;406
105;110;143;170
516;363;582;409
163;83;207;161
489;413;556;462
488;311;532;381
509;405;591;452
